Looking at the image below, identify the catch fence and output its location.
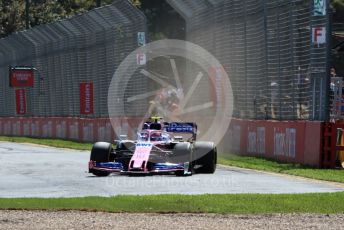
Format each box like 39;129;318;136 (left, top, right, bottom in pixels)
0;0;146;118
168;0;330;121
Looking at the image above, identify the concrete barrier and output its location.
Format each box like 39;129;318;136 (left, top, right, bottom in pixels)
222;118;322;167
0;117;323;167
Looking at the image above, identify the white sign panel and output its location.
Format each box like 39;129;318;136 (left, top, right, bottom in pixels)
314;0;326;16
257;127;265;155
247;131;257;154
136;53;146;65
286;128;296;158
137;32;146;46
230;125;241;152
274;128;296;158
312;27;326;46
274;132;285;156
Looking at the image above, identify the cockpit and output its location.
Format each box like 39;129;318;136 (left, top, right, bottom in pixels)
138;131;170;142
138;131;149;141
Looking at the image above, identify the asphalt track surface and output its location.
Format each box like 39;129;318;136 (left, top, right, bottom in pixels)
0;142;343;198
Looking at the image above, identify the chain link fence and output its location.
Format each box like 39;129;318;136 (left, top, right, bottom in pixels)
0;0;331;123
0;0;146;118
168;0;330;121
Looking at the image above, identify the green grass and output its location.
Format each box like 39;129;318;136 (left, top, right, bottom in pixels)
0;193;344;214
219;154;344;183
0;136;92;151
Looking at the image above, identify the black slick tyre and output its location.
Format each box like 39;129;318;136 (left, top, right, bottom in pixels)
90;142;113;176
193;142;217;174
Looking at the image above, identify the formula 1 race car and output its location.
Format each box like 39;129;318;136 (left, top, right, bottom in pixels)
88;117;217;176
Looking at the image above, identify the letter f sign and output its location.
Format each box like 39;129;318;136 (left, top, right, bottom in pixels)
312;27;326;47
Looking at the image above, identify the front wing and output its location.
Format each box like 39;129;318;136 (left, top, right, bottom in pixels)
89;160;191;175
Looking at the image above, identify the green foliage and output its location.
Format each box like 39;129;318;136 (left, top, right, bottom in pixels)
332;0;344;22
1;193;344;214
140;0;185;40
130;0;141;7
332;0;344;8
30;1;67;26
0;0;342;39
0;136;92;150
0;1;25;36
219;155;344;183
0;0;114;38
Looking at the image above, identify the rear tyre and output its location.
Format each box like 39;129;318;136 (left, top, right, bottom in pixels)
194;142;217;174
90;142;113;176
172;142;192;163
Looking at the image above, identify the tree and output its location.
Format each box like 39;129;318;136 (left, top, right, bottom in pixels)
0;0;342;39
139;0;185;40
0;0;113;38
332;0;344;23
0;1;25;37
332;0;344;9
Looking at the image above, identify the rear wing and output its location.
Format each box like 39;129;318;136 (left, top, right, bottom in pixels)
165;122;197;140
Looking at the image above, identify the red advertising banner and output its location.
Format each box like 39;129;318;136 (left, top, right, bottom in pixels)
15;89;26;115
10;69;34;87
80;82;94;114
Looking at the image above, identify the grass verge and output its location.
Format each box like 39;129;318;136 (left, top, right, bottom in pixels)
219;154;344;183
0;136;92;151
1;193;344;214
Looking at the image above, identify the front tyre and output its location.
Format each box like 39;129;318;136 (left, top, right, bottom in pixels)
90;142;113;176
172;142;193;176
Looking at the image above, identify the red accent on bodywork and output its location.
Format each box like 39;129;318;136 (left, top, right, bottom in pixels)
88;160;95;169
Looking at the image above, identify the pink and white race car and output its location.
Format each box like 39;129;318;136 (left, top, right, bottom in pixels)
88;118;217;176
